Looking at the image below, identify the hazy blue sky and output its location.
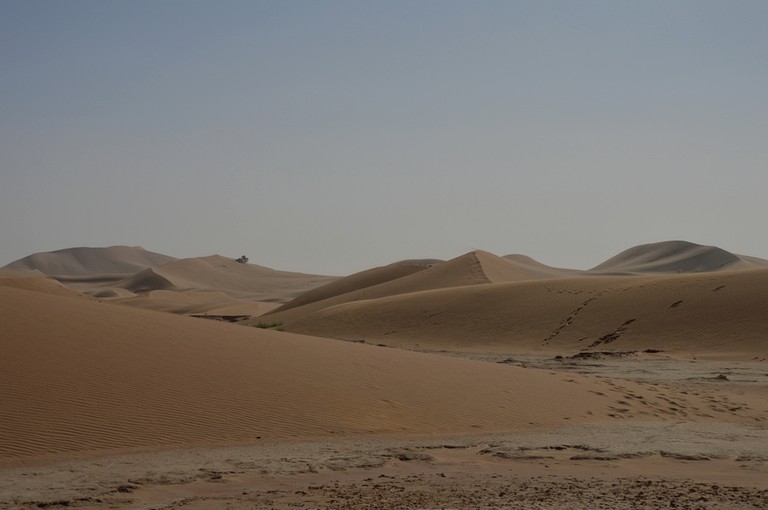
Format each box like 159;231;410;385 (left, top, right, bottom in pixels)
2;1;767;274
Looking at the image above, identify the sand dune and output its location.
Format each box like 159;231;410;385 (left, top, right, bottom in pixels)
591;240;768;274
111;255;337;302
1;284;742;462
1;245;176;276
280;269;768;358
2;247;335;311
262;250;547;324
273;259;438;313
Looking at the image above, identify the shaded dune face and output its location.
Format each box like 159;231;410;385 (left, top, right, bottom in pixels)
0;285;727;462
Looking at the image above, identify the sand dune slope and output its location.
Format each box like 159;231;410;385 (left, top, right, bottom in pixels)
591;240;768;274
273;259;437;313
262;251;541;324
283;270;768;357
1;245;176;276
0;285;729;462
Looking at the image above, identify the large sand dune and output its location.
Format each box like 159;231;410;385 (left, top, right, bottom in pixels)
263;250;552;324
1;245;176;276
591;240;768;274
98;255;337;316
279;269;768;357
1;284;746;463
2;247;337;316
3;247;340;319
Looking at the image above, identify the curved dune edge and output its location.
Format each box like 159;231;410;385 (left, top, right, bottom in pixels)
2;285;760;463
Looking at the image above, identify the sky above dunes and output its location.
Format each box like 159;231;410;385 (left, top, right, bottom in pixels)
2;1;767;275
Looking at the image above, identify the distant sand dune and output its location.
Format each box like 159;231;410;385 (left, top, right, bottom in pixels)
139;255;337;301
2;247;339;317
591;240;768;274
1;245;175;276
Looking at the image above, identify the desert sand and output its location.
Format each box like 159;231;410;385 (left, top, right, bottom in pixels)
1;241;767;509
